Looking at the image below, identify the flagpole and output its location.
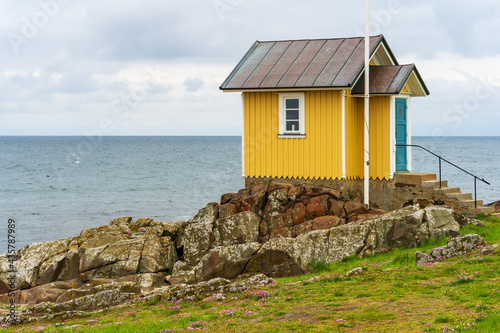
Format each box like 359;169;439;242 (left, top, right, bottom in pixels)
364;0;370;206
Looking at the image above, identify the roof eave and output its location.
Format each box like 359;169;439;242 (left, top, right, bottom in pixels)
349;35;398;88
219;41;260;90
220;86;351;93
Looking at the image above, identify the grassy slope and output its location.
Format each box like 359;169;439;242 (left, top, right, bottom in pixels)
2;214;499;333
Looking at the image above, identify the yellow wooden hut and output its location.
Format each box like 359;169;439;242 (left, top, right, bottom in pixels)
220;35;429;185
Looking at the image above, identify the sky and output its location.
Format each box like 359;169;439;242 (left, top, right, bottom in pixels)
1;0;499;136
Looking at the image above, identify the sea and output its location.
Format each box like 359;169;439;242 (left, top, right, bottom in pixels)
1;136;499;250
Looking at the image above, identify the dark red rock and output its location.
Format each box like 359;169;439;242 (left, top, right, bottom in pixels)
312;215;340;230
320;187;342;200
218;203;238;218
305;195;329;220
291;202;306;225
220;193;236;205
274;227;293;238
345;199;369;217
329;199;345;218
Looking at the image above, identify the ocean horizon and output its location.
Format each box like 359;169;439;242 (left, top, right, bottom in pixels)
1;136;498;250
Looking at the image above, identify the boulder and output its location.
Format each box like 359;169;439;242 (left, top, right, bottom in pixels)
416;234;485;266
30;281;141;314
311;215;341;230
415;251;435;266
243;236;306;277
344;267;364;277
305;195;329;220
193;243;261;281
218;203;238;219
430;234;485;259
181;220;215;263
167;274;275;302
214;211;261;246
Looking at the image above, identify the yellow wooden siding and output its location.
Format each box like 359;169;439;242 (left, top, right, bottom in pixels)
368;96;391;180
345;90;364;179
345;93;391;180
244;91;342;180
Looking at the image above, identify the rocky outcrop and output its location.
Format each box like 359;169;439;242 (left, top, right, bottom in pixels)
174;182;461;280
0;180;469;319
486;200;500;213
0;218;183;297
415;234;486;266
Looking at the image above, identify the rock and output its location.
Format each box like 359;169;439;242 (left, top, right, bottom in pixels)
110;217;133;225
416;234;486;266
263;187;288;220
305;195;329;220
243;236;306;277
359;229;377;257
181;219;215;263
328;223;371;262
30;282;142;314
214;211;261;246
167;274;275;302
290;202;306;225
430;234;485;259
344;267;364;277
220;193;236;205
312;215;341;230
481;244;499;254
424;206;459;233
231;181;269;215
415;251;435;266
329;199;346;218
218;203;238;219
193;243;261;281
190;202;219;225
0;238;75;291
486;200;500;212
168;270;196;285
345;199;369;218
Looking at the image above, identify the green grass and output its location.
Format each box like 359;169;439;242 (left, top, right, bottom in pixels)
3;215;500;333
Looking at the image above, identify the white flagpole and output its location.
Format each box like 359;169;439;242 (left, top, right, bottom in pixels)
364;0;370;206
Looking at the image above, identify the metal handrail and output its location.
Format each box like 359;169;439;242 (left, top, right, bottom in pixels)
396;144;490;208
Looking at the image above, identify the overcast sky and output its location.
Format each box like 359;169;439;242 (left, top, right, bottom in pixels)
1;0;499;136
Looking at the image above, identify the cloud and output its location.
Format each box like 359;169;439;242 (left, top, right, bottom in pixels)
0;0;498;135
184;77;204;92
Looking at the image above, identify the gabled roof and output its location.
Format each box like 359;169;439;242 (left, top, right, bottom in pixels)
352;65;430;96
220;35;397;91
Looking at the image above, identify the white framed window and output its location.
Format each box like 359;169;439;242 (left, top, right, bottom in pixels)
278;92;305;138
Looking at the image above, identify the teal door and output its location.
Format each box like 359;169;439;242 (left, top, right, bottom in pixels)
395;98;407;171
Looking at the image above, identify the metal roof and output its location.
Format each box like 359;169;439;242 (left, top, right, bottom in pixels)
351;64;429;95
220;35;391;91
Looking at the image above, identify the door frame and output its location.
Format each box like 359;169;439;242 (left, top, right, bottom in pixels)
390;95;412;178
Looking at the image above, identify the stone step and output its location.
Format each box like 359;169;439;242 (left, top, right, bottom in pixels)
458;199;484;208
493;213;500;218
446;192;473;200
421;179;448;188
434;187;460;194
396;173;436;186
470;206;495;215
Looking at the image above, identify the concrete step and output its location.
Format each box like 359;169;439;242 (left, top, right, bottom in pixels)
458;199;484;208
421;179;448;188
446;192;473;200
435;187;460;194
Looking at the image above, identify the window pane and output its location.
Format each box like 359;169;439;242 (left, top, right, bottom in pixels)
286;121;300;131
286;110;299;120
286;98;299;109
